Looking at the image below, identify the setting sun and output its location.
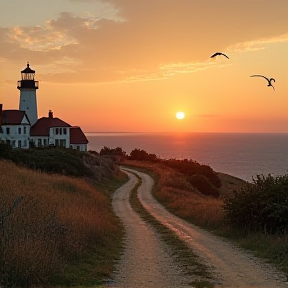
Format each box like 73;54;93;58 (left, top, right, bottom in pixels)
176;111;185;120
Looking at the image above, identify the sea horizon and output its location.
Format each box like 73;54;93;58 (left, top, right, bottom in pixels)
85;132;288;182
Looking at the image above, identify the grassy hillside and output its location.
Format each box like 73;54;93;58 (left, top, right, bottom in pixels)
0;158;126;287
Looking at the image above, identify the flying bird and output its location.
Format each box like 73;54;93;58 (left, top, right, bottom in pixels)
250;75;275;90
210;52;229;59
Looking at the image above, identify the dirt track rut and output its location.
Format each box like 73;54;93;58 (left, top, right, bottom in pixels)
111;168;288;288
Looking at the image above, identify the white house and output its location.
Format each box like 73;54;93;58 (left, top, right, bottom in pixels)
0;108;31;148
30;110;88;151
0;63;88;151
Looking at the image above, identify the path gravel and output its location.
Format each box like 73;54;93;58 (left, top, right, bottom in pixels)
111;171;192;288
111;167;288;288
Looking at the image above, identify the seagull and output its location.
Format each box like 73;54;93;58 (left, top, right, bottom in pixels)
250;75;275;90
210;52;229;59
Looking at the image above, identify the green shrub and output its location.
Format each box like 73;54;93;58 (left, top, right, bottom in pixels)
162;159;222;188
186;173;220;198
0;142;12;157
224;174;288;234
0;147;93;177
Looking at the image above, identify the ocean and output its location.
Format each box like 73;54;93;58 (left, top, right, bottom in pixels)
85;132;288;182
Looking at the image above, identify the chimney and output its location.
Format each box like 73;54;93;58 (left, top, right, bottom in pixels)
0;104;2;133
48;110;53;118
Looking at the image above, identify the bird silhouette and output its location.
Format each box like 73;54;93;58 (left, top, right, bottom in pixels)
250;75;275;90
210;52;229;59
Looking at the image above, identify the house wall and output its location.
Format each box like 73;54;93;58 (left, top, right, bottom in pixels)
49;127;70;148
29;136;50;147
70;143;87;152
30;127;70;148
0;125;30;148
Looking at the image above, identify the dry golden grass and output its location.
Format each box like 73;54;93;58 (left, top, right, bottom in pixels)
123;160;241;229
0;159;119;285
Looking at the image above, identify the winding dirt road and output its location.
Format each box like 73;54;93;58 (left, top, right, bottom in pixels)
111;168;288;288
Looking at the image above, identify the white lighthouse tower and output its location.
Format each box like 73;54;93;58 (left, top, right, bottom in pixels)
18;62;39;126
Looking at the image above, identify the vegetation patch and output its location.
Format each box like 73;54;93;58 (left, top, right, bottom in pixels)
0;159;126;287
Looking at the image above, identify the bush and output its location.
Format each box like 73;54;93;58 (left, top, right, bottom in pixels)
187;173;220;198
162;159;222;188
0;142;12;157
224;174;288;234
129;148;157;162
0;147;93;177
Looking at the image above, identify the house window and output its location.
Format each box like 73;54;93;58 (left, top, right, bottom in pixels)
24;127;26;134
43;139;47;146
18;127;21;134
6;127;10;134
63;128;67;135
59;128;62;135
18;140;21;148
60;139;66;147
24;140;27;147
38;139;42;146
55;128;59;135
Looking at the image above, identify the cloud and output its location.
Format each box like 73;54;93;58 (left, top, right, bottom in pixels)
7;23;78;52
227;33;288;54
1;0;288;84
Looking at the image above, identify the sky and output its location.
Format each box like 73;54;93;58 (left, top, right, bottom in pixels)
0;0;287;133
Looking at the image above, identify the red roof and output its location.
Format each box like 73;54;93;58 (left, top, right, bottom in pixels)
70;126;89;144
1;110;29;125
30;116;71;136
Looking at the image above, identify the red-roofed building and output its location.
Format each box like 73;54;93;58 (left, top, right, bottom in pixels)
0;63;89;151
70;126;89;151
0;109;31;148
29;110;88;151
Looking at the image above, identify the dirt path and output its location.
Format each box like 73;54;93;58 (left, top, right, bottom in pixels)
111;171;192;288
111;167;288;287
121;167;288;288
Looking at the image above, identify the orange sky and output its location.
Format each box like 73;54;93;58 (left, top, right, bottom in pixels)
1;0;288;132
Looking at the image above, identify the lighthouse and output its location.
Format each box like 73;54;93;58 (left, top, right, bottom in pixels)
17;62;39;126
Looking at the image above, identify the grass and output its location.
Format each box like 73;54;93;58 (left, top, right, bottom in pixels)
0;159;127;287
123;160;288;278
127;170;215;287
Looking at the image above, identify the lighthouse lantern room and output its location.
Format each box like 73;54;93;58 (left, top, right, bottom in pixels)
17;62;39;126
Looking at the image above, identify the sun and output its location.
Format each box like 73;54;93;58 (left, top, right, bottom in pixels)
176;111;185;120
